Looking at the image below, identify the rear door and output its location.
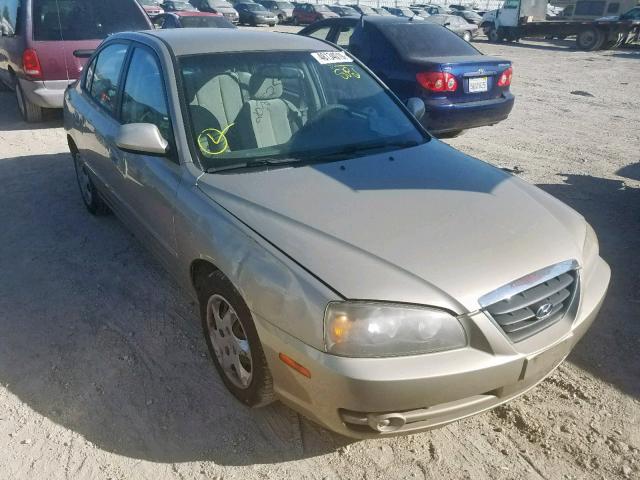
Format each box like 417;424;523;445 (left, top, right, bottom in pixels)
79;42;130;209
30;0;151;82
113;45;181;259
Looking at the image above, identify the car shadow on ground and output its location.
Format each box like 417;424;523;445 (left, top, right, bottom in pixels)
538;173;640;399
0;152;349;466
473;38;577;52
0;91;63;131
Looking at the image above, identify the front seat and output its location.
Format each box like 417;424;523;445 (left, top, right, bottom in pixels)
187;72;251;145
236;72;302;149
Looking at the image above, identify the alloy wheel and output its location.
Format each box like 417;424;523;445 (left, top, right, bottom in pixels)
206;294;253;389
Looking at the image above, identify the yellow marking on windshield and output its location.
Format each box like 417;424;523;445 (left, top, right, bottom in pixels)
332;65;361;80
197;123;235;156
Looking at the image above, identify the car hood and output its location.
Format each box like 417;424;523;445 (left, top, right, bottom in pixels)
197;140;586;313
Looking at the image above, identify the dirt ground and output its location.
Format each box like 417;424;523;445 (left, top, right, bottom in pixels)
0;34;638;480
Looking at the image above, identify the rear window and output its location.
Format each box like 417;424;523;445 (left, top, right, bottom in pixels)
32;0;150;41
380;23;479;58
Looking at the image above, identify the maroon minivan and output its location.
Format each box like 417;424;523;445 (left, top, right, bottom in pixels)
0;0;151;122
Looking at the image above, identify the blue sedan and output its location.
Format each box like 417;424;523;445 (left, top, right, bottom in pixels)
299;16;514;136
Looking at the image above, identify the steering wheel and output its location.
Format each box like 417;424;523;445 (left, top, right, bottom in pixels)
312;104;352;122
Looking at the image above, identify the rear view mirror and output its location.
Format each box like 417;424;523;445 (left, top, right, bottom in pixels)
406;97;426;122
116;123;169;156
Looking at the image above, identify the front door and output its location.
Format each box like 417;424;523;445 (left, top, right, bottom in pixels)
112;45;182;262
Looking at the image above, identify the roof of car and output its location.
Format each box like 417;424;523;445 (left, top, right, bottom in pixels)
132;29;335;56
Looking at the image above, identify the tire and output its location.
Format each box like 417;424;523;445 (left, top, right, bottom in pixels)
293;16;299;26
277;14;284;24
488;28;502;43
15;81;43;123
72;150;110;216
463;31;472;42
199;270;275;408
576;28;604;51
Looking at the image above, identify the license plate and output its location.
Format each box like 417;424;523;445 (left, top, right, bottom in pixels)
468;76;488;93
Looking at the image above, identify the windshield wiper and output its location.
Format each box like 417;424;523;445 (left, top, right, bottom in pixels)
307;140;422;162
206;158;297;174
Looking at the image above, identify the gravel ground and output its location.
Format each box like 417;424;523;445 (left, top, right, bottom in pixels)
0;33;638;480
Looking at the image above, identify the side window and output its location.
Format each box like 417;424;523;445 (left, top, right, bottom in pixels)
83;56;97;92
0;0;20;35
308;25;331;40
336;26;355;49
121;47;172;142
153;15;166;29
89;43;128;115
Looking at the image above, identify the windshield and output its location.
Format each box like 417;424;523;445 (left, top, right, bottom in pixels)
359;5;376;14
381;23;479;57
140;0;161;5
180;51;426;172
210;0;232;7
180;15;235;27
171;1;197;10
244;3;267;11
276;2;293;8
33;0;150;41
315;5;330;12
341;6;357;14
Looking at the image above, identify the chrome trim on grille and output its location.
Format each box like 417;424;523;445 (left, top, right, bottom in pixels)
479;260;580;343
478;259;579;308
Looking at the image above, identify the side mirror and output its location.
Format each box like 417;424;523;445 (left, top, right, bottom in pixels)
444;22;451;26
116;123;169;156
73;49;95;58
406;97;425;122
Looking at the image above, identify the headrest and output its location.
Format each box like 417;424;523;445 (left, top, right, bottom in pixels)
249;67;303;100
250;75;283;101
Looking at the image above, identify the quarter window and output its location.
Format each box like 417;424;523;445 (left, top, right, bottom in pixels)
89;43;128;115
121;48;172;142
336;26;355;48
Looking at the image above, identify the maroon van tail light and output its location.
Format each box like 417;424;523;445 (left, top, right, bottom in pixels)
23;49;43;79
497;66;513;87
416;71;458;92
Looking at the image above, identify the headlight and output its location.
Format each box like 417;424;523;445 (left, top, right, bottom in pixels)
583;222;599;265
324;302;467;357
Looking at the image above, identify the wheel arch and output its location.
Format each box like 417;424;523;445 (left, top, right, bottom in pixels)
190;258;222;299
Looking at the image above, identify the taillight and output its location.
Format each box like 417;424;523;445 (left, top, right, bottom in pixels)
497;66;513;87
416;71;458;92
22;49;43;79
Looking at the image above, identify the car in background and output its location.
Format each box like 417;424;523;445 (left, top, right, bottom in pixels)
409;7;431;18
138;0;165;15
383;6;424;20
327;4;359;17
292;3;338;24
451;8;483;24
161;0;198;11
0;0;152;122
348;4;379;15
426;14;478;41
190;0;240;23
257;0;295;23
236;2;277;25
373;6;394;16
64;27;609;441
422;4;450;15
153;11;236;27
299;16;514;136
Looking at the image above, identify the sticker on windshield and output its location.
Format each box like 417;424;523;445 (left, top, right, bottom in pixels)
332;64;360;80
311;51;353;64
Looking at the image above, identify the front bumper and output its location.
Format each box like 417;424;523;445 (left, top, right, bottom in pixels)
253;16;277;24
19;78;74;109
255;256;610;438
423;92;515;134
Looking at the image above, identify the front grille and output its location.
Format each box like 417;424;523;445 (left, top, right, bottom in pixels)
482;266;579;343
